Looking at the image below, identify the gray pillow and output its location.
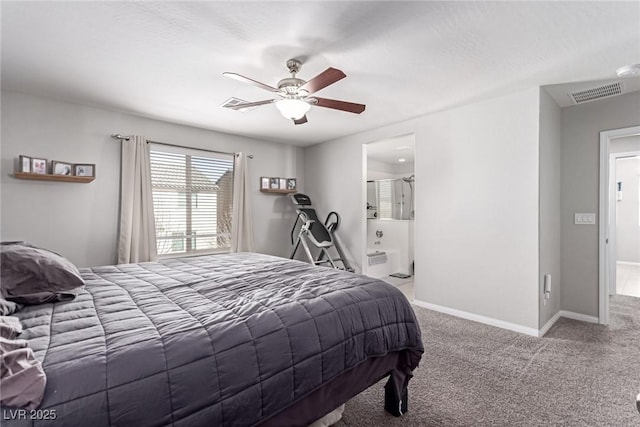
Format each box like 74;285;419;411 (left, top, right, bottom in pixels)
0;242;85;305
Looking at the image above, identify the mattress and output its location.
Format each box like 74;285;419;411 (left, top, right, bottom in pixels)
3;253;423;426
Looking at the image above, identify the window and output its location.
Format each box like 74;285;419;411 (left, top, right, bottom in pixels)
376;180;393;219
149;144;234;256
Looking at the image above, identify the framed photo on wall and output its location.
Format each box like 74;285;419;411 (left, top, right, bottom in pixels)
74;163;95;177
52;161;73;176
19;155;32;173
287;178;297;190
260;177;270;190
31;158;47;174
269;177;279;189
279;178;287;190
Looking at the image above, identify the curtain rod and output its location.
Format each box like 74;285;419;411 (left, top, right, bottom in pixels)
111;134;254;159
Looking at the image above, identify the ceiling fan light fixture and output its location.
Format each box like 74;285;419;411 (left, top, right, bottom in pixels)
276;99;310;120
223;59;365;125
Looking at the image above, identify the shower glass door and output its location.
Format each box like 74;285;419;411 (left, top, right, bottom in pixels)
374;179;414;220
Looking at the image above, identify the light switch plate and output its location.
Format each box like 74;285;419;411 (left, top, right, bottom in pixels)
574;213;596;225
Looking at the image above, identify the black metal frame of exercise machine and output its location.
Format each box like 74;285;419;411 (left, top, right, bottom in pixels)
289;193;354;272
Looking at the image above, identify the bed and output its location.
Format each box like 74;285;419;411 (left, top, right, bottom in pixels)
2;252;423;426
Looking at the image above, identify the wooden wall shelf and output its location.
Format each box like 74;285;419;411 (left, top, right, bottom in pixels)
14;172;95;183
260;189;296;194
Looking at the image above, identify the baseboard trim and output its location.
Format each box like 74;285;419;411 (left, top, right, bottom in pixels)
617;261;640;267
538;311;561;337
412;299;540;337
558;310;599;324
411;301;599;337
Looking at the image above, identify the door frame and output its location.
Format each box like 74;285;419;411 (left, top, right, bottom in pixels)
361;143;369;276
598;126;640;324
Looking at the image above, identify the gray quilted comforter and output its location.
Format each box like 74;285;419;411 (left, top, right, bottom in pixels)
4;253;423;426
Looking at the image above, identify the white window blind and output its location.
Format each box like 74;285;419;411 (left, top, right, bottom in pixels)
149;144;234;256
377;180;393;219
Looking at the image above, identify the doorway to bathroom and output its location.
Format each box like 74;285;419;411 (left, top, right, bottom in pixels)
363;134;415;300
610;151;640;298
599;126;640;324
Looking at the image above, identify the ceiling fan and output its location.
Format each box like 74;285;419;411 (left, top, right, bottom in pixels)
222;59;365;125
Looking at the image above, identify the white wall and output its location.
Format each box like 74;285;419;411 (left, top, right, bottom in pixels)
305;87;541;330
1;91;304;267
304;136;365;273
615;156;640;263
560;91;640;316
538;88;562;328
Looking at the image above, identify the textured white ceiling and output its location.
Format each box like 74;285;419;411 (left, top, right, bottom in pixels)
2;1;639;146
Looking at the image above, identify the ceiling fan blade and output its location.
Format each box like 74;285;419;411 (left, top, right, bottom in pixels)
312;97;366;114
223;72;279;92
224;99;276;110
293;115;308;125
299;68;346;94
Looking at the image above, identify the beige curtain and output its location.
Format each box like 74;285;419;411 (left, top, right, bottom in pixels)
117;136;157;264
231;153;254;252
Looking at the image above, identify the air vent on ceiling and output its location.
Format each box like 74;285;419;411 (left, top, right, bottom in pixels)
220;97;256;112
569;81;624;104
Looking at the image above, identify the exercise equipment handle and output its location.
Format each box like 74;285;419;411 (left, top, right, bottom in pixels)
325;212;340;233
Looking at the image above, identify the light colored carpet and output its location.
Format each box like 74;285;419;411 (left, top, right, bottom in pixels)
337;295;640;426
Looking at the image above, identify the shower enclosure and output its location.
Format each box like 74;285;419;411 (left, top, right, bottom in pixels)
367;176;415;220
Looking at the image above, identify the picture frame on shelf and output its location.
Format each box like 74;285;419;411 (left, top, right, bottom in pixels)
19;155;32;173
74;163;95;177
31;158;47;174
52;160;73;176
269;177;279;189
260;177;270;190
287;178;297;190
279;178;287;190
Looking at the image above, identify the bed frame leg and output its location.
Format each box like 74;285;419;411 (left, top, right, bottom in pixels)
384;370;409;416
